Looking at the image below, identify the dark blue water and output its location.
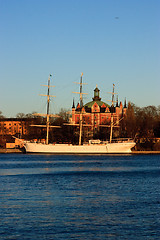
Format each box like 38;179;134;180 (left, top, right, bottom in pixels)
0;154;160;240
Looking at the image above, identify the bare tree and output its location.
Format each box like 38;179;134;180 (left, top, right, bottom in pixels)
0;111;5;118
16;113;26;118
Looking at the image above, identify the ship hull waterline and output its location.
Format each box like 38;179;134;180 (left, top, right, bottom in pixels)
24;142;136;154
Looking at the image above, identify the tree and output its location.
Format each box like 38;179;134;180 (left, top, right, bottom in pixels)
0;111;4;118
16;113;26;118
58;108;70;121
119;102;137;139
136;106;157;139
49;108;73;143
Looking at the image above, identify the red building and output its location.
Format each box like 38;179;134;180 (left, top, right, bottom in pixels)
71;86;127;129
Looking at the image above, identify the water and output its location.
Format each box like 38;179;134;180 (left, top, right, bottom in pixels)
0;154;160;240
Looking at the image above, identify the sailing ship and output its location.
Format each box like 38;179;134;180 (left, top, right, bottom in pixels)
24;74;136;154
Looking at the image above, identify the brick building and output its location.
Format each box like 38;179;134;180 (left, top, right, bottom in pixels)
71;86;127;129
0;118;29;136
0;118;39;147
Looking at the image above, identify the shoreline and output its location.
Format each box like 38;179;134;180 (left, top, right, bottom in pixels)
132;151;160;154
0;148;160;154
0;149;23;153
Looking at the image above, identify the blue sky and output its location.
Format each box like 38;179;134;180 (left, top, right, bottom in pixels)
0;0;160;117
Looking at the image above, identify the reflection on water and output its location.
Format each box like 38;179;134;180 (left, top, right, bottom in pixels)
0;154;160;239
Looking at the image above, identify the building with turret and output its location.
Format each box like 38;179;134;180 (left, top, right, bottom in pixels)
71;86;127;129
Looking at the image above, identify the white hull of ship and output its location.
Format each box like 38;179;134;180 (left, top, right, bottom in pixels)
24;141;136;154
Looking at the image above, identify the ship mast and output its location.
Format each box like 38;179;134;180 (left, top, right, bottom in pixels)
46;75;51;145
40;74;56;145
79;73;83;145
73;73;87;145
44;74;60;144
109;84;116;143
31;74;60;144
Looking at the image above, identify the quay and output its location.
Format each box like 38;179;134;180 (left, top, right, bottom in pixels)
0;148;23;153
132;151;160;154
0;149;160;154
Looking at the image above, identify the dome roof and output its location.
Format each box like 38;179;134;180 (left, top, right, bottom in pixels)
84;100;109;108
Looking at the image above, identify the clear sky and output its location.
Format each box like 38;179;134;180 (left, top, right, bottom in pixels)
0;0;160;117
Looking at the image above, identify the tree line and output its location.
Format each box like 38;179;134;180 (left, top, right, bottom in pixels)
120;103;160;150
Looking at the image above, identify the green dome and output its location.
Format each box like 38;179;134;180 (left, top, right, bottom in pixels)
84;100;109;108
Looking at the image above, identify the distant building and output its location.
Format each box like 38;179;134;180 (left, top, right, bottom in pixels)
71;86;127;129
0;118;29;136
0;118;41;148
0;117;41;141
